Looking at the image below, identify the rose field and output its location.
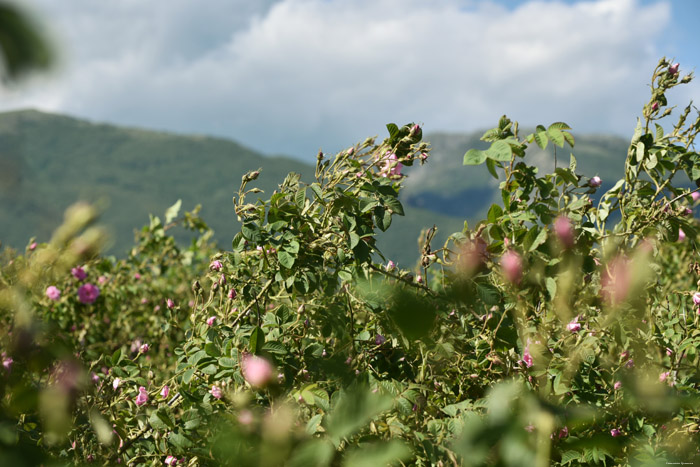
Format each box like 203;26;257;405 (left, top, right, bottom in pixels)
2;58;700;466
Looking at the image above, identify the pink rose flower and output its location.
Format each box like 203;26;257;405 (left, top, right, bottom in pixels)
692;292;700;305
29;242;37;250
651;102;659;112
2;356;13;372
678;228;686;242
165;455;178;465
139;343;149;354
113;378;121;390
554;215;575;249
210;260;223;271
166;298;175;309
71;266;87;281
386;260;396;271
614;381;622;390
241;354;274;387
501;250;523;284
669;62;679;75
206;316;216;326
46;286;61;301
98;275;108;284
589;176;602;188
521;345;533;368
133;273;141;280
135;387;148;406
566;316;581;333
227;289;237;300
210;385;223;399
692;192;700;202
160;385;170;399
610;428;621;437
77;283;100;304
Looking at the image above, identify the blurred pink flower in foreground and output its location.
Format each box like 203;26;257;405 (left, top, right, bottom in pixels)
77;283;100;304
206;316;216;326
554;216;575;249
610;428;621;437
501;250;523;284
160;385;170;399
241;354;274;387
601;257;630;305
614;381;622;390
166;298;175;309
46;286;61;301
165;455;178;465
135;387;148;406
678;228;686;242
210;260;223;271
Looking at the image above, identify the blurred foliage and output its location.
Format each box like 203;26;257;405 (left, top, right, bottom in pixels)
0;3;52;82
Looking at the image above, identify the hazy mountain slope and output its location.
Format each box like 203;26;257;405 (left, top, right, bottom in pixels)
0;109;638;266
0;110;465;266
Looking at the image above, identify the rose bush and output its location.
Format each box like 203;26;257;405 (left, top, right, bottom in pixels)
1;58;700;466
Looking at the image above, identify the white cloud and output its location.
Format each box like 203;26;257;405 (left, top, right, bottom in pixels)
2;0;695;161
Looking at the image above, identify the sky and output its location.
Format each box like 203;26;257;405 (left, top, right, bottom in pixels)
2;0;699;162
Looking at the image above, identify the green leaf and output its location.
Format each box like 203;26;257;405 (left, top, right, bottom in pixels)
218;357;236;368
241;222;262;243
288;439;335;467
90;409;114;445
342;440;411;467
306;414;324;435
111;348;122;366
149;408;175;431
547;128;565;147
533;130;548;150
324;388;393;446
386;123;399;140
548;122;572;131
168;430;194;450
183;368;195;384
383;197;404;216
545;277;557;300
204;342;220;358
349;232;360;249
261;341;288;355
309;183;324;203
563;131;575;147
485;158;499;179
636;141;646;163
250;326;265;355
561;450;581;465
278;250;296;269
487;204;503;223
485;140;513;162
655;123;664;141
463;148;487;165
165;199;182;224
295;187;307;209
554;167;578;186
